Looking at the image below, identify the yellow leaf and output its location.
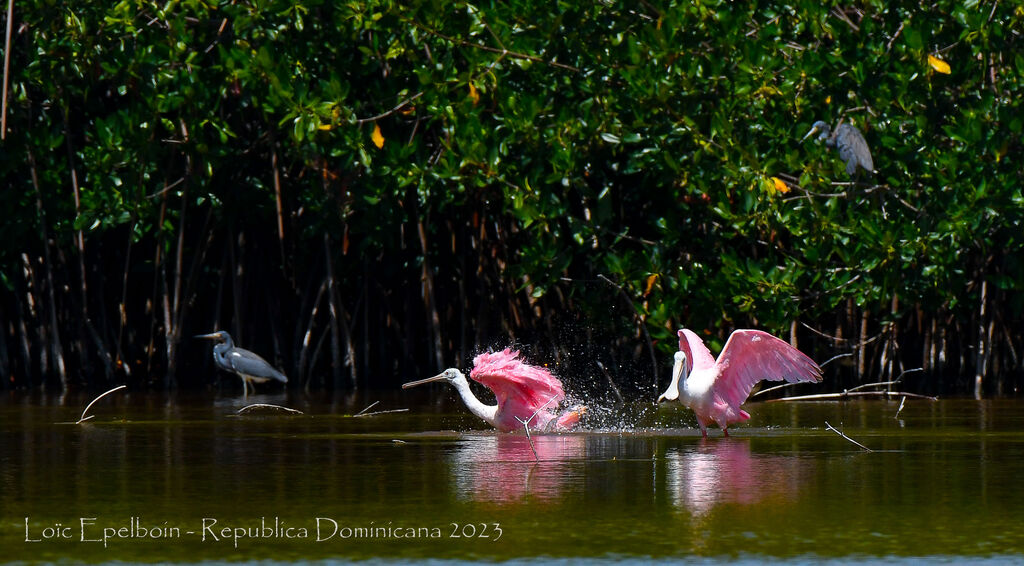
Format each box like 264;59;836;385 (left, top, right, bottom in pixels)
317;124;332;131
371;123;384;149
996;141;1009;162
468;82;479;105
825;95;831;104
928;54;951;74
643;274;659;297
771;177;790;194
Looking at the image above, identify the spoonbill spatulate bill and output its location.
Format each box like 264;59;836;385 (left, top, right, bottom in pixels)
658;329;822;437
403;349;585;433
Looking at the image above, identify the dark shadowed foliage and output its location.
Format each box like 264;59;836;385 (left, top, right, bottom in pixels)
1;1;1022;397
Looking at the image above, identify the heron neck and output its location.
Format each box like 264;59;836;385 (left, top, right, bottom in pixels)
213;343;231;361
452;377;498;426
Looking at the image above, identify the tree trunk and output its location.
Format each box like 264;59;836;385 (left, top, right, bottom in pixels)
323;234;344;388
417;219;444;371
857;309;868;382
974;279;988;399
27;151;68;389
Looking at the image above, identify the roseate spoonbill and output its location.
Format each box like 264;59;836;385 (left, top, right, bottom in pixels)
402;349;585;433
666;439;808;515
658;329;822;437
452;435;586;503
196;331;288;396
803;120;874;176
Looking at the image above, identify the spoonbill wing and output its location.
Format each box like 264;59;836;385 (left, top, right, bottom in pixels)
713;330;822;412
678;329;717;372
470;349;565;416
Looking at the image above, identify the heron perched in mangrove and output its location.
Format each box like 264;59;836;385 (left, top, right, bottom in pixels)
196;331;288;396
802;120;874;177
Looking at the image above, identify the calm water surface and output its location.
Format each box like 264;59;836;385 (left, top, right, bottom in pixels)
2;390;1024;564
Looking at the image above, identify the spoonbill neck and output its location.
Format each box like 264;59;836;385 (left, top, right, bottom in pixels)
451;376;499;426
682;367;716;402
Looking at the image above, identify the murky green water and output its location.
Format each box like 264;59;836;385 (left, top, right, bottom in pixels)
3;390;1024;564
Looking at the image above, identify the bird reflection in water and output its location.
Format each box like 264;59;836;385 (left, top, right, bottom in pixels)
450;434;586;504
665;438;807;518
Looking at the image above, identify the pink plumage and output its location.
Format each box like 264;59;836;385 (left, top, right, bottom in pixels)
402;348;586;433
470;349;566;431
665;328;822;436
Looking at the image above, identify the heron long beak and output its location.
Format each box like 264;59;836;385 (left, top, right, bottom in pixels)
657;351;686;403
401;373;448;389
801;125;820;142
195;333;220;340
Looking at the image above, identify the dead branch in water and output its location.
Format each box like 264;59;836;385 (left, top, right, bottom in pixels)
768;367;931;402
595;360;624;403
516;394;560;462
825;421;872;452
751;381;807;398
895;396;906;419
237;403;304;415
354;400;379;416
77;385;127;424
845;368;924;393
768;390;936;402
351;400;409;417
516;417;540;460
846;379;902;392
353;408;409;417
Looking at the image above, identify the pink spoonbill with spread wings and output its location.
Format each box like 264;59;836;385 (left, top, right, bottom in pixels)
658;329;822;437
402;348;586;433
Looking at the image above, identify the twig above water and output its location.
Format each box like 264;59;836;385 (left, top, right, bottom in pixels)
354;400;380;416
77;385;127;424
895;396;907;420
751;381;801;398
846;379;902;392
595;360;624;403
518;417;539;461
825;421;872;452
820;352;855;368
768;390;936;402
237;403;304;415
515;394;560;462
353;408;409;417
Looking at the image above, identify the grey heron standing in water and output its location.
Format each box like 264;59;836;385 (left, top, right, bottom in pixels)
196;331;288;396
803;120;874;177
